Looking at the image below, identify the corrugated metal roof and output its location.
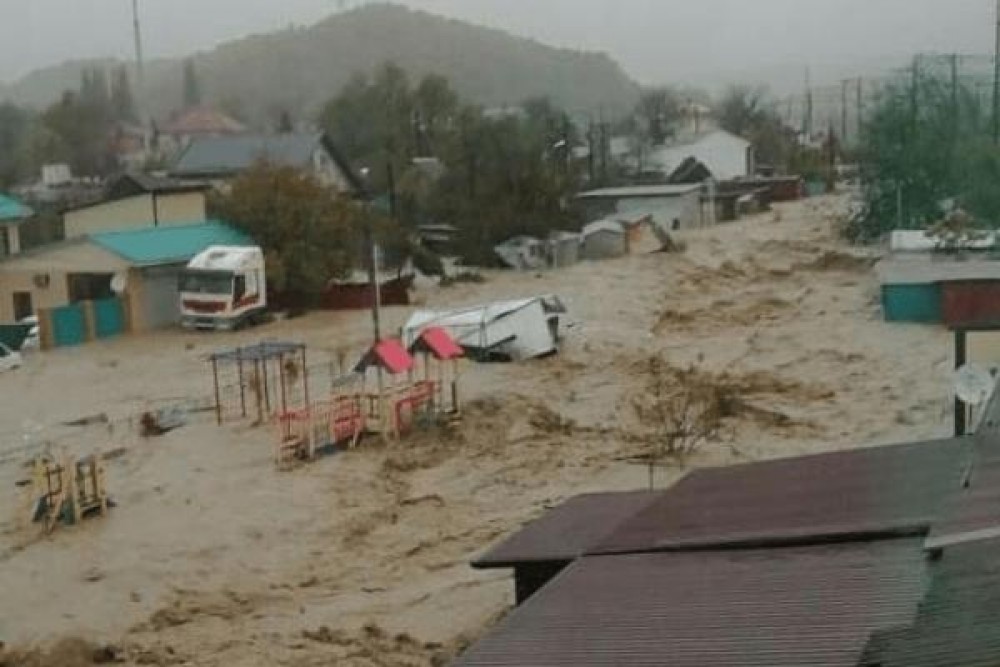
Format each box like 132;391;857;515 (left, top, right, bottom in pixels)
925;445;1000;550
581;219;626;236
593;438;972;555
172;133;321;176
0;194;33;223
473;491;659;568
576;184;702;199
89;221;253;266
861;538;1000;667
878;257;1000;285
455;540;929;667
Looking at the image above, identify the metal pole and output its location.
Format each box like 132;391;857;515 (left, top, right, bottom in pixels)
261;345;271;415
956;330;968;436
278;352;288;415
951;53;960;142
237;348;246;418
211;357;221;426
301;346;310;409
841;79;848;148
856;78;863;144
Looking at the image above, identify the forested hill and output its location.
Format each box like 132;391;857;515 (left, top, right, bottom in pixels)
0;3;640;123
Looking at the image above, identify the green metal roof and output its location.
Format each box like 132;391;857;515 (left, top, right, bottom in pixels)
0;194;34;224
89;220;254;266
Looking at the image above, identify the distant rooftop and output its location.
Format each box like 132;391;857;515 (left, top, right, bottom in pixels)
0;194;33;224
576;184;702;199
162;106;246;136
90;221;253;266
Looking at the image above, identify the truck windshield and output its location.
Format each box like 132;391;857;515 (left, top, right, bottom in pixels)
179;270;233;295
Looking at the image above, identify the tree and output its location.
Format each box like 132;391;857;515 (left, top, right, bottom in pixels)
0;104;32;187
634;87;680;145
716;84;799;173
183;59;202;108
632;357;725;487
852;66;1000;242
110;66;136;122
717;85;767;137
277;110;294;133
209;163;367;298
42;88;114;176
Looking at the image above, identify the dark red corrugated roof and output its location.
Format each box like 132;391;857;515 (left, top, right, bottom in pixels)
592;438;971;555
415;326;464;360
455;540;928;667
860;537;1000;667
473;491;658;568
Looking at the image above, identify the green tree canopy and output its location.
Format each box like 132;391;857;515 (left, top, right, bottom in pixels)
210;163;367;297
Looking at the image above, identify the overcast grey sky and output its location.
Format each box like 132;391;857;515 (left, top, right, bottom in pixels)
1;0;996;88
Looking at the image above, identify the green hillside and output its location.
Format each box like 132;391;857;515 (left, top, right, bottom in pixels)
0;4;640;123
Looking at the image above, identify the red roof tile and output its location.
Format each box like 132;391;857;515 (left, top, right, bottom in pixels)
358;339;414;375
414;326;464;360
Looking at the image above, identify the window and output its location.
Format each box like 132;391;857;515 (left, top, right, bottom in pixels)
234;275;247;300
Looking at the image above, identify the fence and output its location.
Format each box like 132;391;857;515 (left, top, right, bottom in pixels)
39;297;128;350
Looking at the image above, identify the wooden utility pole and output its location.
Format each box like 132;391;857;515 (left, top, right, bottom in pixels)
951;53;960;139
856;78;863;143
804;67;813;138
841;79;848;148
994;0;1000;144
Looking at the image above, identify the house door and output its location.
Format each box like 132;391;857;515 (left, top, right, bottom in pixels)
12;292;32;321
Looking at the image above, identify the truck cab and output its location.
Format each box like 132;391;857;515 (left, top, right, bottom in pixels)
179;245;267;330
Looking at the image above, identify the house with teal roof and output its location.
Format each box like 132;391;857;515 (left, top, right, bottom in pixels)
0;193;34;257
0;220;253;332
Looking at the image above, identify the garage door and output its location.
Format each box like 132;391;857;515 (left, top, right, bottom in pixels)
140;266;183;330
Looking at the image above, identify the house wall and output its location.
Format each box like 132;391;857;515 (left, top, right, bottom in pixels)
128;265;186;332
0;270;70;323
693;131;754;180
154;192;208;226
651;131;753;181
313;148;354;193
64;192;207;238
0;242;131;323
614;192;702;231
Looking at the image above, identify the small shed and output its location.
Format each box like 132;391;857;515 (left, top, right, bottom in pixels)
0;193;33;256
878;258;1000;324
575;184;704;232
403;295;567;362
547;231;581;268
581;219;628;260
494;235;548;270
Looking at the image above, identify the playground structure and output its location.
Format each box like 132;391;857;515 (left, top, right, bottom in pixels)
210;331;465;468
209;341;310;426
31;454;110;533
408;326;464;418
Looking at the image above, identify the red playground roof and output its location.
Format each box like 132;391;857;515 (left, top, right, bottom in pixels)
415;327;464;360
356;338;414;374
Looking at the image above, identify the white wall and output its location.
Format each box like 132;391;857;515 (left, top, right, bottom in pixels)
614;191;702;230
650;130;753;181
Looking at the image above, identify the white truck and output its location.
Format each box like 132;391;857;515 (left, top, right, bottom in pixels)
179;245;267;331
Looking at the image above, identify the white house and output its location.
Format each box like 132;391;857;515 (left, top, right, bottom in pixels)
649;129;755;182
